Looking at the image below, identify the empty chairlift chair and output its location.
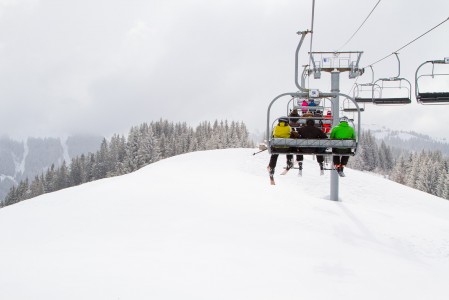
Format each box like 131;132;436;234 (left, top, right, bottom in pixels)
371;77;412;105
415;57;449;105
370;53;412;105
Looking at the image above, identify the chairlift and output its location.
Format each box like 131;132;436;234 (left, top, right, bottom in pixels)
371;53;412;105
415;57;449;105
267;93;360;157
372;77;412;105
266;31;361;159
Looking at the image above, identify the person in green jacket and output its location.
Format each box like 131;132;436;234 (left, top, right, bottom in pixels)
330;116;356;174
267;117;291;177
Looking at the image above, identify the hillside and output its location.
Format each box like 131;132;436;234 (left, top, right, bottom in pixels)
366;124;449;155
0;135;103;200
1;149;448;300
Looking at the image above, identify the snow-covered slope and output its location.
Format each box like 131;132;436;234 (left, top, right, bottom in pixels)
1;149;448;300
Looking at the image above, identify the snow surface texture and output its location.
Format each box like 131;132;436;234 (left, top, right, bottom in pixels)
1;149;449;300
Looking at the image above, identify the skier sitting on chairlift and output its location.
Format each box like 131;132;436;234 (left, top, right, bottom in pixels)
296;119;328;175
267;117;292;180
289;109;301;127
322;110;332;133
330;116;356;176
308;99;317;107
301;99;309;113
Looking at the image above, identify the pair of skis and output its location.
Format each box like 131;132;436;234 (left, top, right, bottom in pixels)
269;163;301;185
280;166;302;176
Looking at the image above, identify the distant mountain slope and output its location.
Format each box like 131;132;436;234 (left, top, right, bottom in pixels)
0;135;103;200
0;149;448;300
366;124;449;155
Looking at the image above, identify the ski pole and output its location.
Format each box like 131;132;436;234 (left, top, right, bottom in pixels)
252;149;267;156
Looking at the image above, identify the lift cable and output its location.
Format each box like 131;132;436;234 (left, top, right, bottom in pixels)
364;16;449;68
335;0;381;52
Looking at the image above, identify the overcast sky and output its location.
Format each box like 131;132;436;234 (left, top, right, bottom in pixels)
0;0;448;140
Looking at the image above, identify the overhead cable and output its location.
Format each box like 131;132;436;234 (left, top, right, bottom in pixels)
336;0;381;52
365;16;449;68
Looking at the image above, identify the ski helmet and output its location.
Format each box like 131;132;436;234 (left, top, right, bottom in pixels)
278;117;289;124
339;116;349;123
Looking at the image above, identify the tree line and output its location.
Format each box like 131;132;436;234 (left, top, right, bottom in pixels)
1;119;253;207
348;130;449;200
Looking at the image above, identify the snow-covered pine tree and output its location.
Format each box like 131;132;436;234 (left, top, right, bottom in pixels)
135;123;157;168
69;157;83;186
92;138;110;179
29;175;44;198
390;153;409;185
349;130;379;171
54;161;70;190
405;151;425;189
107;134;127;176
378;140;394;174
436;169;449;199
124;126;140;172
416;156;441;194
44;164;56;193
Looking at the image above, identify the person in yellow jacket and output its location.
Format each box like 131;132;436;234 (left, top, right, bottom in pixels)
267;117;292;178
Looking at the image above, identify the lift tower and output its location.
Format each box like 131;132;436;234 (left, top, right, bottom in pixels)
309;51;363;201
266;32;362;201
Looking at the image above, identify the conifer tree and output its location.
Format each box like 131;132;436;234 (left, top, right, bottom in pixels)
378;140;394;174
44;164;56;193
70;157;83;186
416;156;440;194
390;154;408;185
55;161;70;190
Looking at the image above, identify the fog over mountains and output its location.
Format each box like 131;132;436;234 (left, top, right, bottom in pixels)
0;135;103;200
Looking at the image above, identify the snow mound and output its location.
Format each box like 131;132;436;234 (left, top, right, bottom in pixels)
1;148;449;300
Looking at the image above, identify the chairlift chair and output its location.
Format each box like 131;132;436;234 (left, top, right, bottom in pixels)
268;93;360;157
371;77;412;105
371;54;412;105
415;58;449;105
